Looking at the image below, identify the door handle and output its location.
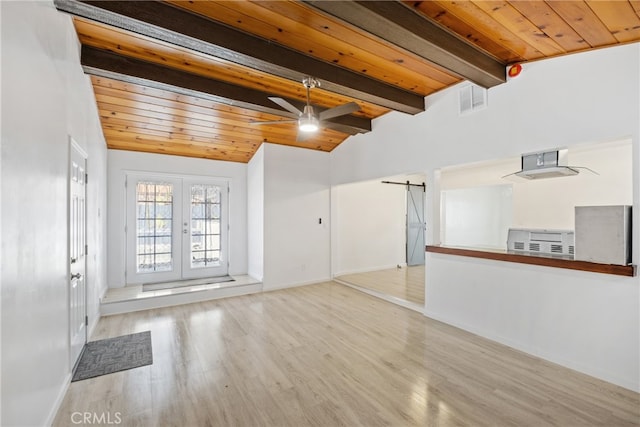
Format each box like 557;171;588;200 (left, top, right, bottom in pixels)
71;273;82;280
70;257;77;264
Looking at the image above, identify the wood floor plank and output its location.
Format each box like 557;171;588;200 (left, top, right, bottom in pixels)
336;265;425;305
53;282;639;426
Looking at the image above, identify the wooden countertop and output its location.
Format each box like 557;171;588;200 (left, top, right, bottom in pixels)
426;245;636;277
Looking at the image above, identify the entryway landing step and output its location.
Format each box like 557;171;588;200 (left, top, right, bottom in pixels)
101;275;262;315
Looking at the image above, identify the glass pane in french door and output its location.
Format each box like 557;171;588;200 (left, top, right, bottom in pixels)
136;181;174;273
190;184;222;268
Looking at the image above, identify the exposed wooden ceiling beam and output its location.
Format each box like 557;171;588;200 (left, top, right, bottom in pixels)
305;1;506;88
54;0;424;115
80;46;372;135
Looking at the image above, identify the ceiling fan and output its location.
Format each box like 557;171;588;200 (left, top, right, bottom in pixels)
251;77;360;141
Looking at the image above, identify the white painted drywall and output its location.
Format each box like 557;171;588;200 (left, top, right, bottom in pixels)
441;184;513;249
247;145;264;281
426;252;640;391
332;178;408;275
262;143;331;289
331;43;640;391
107;150;248;287
1;2;108;425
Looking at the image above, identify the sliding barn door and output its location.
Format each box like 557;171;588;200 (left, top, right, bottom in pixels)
406;185;426;266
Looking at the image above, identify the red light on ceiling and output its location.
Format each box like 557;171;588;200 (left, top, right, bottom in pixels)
508;64;522;78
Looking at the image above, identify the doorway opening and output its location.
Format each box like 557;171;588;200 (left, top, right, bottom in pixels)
333;173;426;310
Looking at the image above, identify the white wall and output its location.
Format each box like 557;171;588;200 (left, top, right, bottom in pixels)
107;150;248;287
262;143;331;289
441;184;513;249
1;2;108;425
426;253;640;391
331;43;640;391
247;145;264;281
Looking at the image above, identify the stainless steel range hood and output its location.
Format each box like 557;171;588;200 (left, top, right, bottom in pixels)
511;149;580;180
515;165;579;179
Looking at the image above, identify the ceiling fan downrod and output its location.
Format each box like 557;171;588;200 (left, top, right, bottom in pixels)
299;77;320;132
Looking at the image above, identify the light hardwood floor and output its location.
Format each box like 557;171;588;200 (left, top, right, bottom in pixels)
54;282;639;426
336;265;425;306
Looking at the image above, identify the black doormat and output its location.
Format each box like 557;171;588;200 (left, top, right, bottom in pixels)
142;275;235;292
72;331;153;382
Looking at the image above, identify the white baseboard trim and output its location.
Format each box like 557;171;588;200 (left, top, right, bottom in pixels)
333;263;407;277
423;309;639;393
334;279;424;314
87;311;100;341
45;372;72;427
262;277;332;292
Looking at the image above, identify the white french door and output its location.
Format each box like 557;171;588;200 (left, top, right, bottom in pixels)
125;174;229;285
181;178;228;279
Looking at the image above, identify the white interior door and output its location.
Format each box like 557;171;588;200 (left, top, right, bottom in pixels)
69;139;87;369
126;174;228;285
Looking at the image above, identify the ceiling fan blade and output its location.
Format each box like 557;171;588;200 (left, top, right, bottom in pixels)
268;97;303;115
250;119;297;125
319;102;360;120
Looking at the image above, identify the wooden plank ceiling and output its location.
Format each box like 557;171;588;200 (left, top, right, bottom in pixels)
55;1;640;163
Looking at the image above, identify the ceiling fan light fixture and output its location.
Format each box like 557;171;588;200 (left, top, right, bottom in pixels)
298;105;319;133
257;77;359;136
298;117;319;132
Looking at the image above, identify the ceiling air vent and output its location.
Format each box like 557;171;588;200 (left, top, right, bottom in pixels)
459;84;487;114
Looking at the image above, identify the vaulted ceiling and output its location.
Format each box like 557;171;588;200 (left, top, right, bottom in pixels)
54;1;640;163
